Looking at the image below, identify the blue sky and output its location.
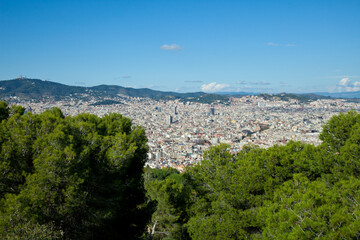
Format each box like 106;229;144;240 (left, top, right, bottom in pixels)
0;0;359;93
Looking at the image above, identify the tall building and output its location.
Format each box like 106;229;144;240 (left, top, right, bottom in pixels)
155;151;162;161
167;115;173;125
210;107;215;115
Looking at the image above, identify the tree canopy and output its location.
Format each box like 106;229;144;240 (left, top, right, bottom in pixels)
0;102;151;239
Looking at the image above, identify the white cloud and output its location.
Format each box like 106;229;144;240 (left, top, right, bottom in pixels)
201;82;230;92
160;44;184;50
266;42;279;46
336;77;360;92
339;77;350;86
286;43;296;47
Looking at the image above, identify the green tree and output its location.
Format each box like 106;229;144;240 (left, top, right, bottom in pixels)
320;110;360;151
0;112;40;197
185;142;321;239
144;167;191;240
9;104;25;116
261;174;360;239
318;110;360;181
0;107;151;239
0;101;9;122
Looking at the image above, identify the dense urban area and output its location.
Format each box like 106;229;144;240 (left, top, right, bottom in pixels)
7;94;360;171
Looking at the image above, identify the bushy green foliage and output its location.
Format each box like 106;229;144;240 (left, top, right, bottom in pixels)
0;101;9;122
0;101;151;240
320;110;360;151
144;167;191;240
261;175;360;239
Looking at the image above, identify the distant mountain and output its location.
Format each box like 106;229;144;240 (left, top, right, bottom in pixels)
217;91;336;101
2;78;358;103
216;91;332;102
314;91;360;99
89;84;204;99
0;78;85;99
257;93;332;103
219;90;360;100
0;78;226;103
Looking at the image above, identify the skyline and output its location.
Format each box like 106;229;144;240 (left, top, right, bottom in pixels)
1;0;359;93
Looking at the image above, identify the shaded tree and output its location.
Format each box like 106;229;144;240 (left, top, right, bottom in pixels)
0;105;151;239
144;167;191;240
0;101;9;122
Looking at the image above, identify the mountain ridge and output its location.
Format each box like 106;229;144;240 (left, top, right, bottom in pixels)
1;78;360;102
0;78;224;103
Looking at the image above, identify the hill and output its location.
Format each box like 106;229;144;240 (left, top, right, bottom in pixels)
3;78;358;103
315;91;360;99
0;78;221;102
0;78;86;99
258;92;332;103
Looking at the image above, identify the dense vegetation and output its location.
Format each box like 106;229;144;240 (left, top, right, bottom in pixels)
1;100;360;239
0;101;151;239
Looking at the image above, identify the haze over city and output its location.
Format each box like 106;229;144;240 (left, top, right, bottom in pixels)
1;0;359;93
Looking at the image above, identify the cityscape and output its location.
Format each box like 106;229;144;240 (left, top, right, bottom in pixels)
8;94;360;171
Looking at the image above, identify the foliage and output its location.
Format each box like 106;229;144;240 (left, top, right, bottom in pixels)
144;167;191;240
0;101;151;240
0;101;9;122
261;175;360;239
185;142;321;239
320;110;360;151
